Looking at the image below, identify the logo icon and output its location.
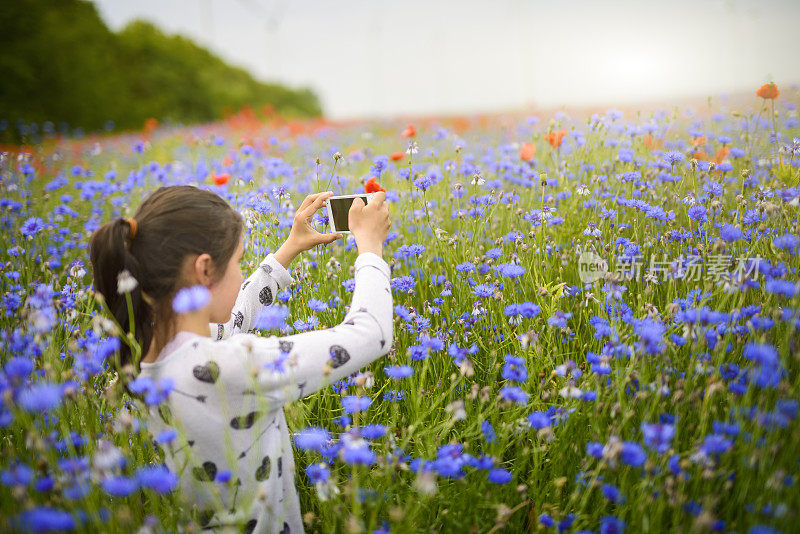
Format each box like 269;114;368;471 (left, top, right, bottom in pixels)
578;250;608;283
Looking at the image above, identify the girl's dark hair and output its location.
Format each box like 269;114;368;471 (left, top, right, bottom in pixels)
89;185;243;371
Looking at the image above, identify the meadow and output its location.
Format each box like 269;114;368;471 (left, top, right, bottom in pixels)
1;84;799;533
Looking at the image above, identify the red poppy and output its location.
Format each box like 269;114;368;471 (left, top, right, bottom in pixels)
690;135;706;148
544;130;568;149
756;82;779;100
365;177;386;193
519;142;536;161
401;125;416;138
143;117;159;133
389;151;405;161
213;173;230;186
713;146;730;165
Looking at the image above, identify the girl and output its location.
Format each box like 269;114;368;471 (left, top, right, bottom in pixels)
89;185;392;534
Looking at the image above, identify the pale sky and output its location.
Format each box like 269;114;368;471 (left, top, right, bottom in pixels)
92;0;800;119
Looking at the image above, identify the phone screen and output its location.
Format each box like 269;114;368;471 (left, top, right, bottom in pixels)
329;196;368;231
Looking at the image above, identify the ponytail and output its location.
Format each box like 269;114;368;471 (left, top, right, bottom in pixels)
89;217;154;370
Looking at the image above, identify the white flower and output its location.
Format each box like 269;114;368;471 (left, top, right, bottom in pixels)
414;470;437;495
69;263;86;279
116;269;138;294
558;385;583;399
92;314;118;335
577;184;590;196
446;400;467;421
93;438;124;473
315;480;341;501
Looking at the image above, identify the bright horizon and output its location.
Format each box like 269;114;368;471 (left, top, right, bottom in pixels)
93;0;800;120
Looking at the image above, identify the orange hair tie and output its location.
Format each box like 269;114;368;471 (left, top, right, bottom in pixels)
126;217;138;239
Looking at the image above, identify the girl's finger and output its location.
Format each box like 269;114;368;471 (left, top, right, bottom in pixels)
302;193;332;218
297;192;321;213
317;232;343;244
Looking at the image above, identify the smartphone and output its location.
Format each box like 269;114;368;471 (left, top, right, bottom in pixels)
325;193;375;233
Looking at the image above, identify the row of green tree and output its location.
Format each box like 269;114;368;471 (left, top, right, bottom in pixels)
0;0;322;143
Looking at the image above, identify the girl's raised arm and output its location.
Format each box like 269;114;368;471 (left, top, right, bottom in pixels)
210;254;293;340
218;251;392;406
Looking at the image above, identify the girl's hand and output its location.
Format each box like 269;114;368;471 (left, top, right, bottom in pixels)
274;192;342;268
349;191;390;256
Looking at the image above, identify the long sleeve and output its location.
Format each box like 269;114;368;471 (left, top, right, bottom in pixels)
221;252;393;407
209;253;294;340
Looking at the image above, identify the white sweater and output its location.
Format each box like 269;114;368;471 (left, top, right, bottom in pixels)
138;252;393;534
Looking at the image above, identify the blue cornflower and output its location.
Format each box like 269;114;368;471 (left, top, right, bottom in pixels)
17;507;75;532
456;262;476;272
499;386;529;405
4;357;34;380
687;205;708;222
765;279;796;298
700;434;733;456
664;151;686;165
641;422;675;454
384;365;413;379
587;441;604;458
293;316;319;332
32;477;53;493
518;302;541;318
702;181;724;197
102;475;139;497
487;468;512;484
370;155;389;176
471;284;495;298
305;463;330;483
496;263;525;278
743;343;779;367
342;395;372;414
383;390;405;402
172;285;211;313
391;276;416;293
558;514;576;533
17;383;64;413
502;354;528;382
20;217;46;238
128;376;175;405
307;299;328;312
669;454;682;475
136;465;178;493
528;411;551;430
547;311;572;328
1;463;33;487
155;428;177;445
600;516;626;534
481;420;496;443
448;342;478;364
619;442;647;467
601;483;624;504
413;175;433;191
342;445;376;465
360;424;387;439
773;233;799;254
254;305;289;330
719;224;744;242
294;427;331;451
